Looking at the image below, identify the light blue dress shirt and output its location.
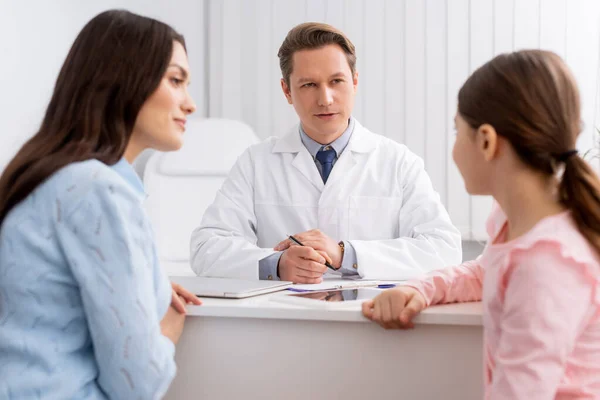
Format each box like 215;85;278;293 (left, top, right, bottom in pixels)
0;158;176;399
259;118;359;280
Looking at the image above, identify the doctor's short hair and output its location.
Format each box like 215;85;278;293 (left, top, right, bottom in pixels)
277;22;356;88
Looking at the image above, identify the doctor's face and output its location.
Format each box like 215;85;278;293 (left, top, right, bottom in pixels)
281;44;358;144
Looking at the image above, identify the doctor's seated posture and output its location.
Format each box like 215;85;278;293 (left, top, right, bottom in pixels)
191;22;462;283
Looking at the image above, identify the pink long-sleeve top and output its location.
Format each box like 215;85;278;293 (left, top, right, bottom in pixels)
405;204;600;399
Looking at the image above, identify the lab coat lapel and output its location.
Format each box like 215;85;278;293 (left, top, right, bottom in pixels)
324;121;376;189
273;126;325;192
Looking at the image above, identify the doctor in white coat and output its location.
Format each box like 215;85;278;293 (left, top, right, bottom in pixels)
191;22;462;283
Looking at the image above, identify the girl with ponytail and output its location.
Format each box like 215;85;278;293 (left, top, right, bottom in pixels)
363;50;600;398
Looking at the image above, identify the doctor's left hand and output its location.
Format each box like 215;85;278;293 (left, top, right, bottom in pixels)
274;229;343;269
170;281;203;314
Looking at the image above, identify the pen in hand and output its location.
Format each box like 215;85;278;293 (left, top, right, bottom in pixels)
287;235;337;271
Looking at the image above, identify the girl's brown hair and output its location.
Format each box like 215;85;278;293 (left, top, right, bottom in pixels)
459;49;600;254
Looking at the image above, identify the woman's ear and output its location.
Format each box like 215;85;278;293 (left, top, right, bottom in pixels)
476;123;499;162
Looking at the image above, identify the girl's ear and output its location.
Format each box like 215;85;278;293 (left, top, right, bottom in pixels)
476;123;499;162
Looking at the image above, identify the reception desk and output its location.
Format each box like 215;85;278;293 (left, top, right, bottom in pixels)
164;290;483;400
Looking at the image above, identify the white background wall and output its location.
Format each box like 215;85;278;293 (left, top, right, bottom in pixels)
1;0;600;240
0;0;208;176
207;0;600;239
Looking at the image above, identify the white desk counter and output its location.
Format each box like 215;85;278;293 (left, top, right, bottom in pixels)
165;291;484;400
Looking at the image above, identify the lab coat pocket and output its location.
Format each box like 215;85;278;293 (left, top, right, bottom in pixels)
348;196;402;240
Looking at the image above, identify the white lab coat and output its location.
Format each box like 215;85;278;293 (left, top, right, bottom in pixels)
191;120;462;280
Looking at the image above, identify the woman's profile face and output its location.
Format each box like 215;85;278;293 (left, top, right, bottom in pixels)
132;41;196;153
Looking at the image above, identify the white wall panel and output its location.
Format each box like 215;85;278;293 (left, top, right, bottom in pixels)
539;0;567;59
0;0;208;173
404;0;426;160
514;0;541;50
446;0;471;237
384;0;405;144
221;0;243;120
271;0;305;136
425;0;448;207
3;1;598;240
363;0;386;134
344;0;366;123
494;0;514;55
253;0;273;138
324;0;345;27
566;1;600;156
306;0;327;21
205;0;600;240
469;0;494;239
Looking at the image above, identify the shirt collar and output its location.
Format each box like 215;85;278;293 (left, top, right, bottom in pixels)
110;158;146;199
299;117;355;158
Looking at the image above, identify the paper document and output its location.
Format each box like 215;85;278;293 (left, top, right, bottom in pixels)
288;277;404;292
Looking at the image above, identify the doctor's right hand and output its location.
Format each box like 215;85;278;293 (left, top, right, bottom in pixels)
278;245;332;284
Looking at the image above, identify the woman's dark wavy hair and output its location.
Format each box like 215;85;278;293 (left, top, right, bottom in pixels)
0;9;185;223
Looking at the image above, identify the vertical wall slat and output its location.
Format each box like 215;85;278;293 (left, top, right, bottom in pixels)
363;0;385;134
306;0;326;22
270;0;305;137
539;0;567;59
254;0;273;138
446;0;471;237
596;32;600;171
240;0;259;131
384;0;405;144
324;0;346;29
425;0;448;207
493;0;514;55
404;0;426;159
208;0;223;118
567;1;600;154
221;0;242;120
469;0;495;239
344;0;366;123
513;0;541;49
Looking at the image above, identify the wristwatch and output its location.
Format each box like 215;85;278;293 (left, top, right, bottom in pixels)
337;241;345;269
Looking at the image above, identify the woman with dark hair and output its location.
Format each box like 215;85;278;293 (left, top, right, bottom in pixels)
0;9;200;399
363;50;600;398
